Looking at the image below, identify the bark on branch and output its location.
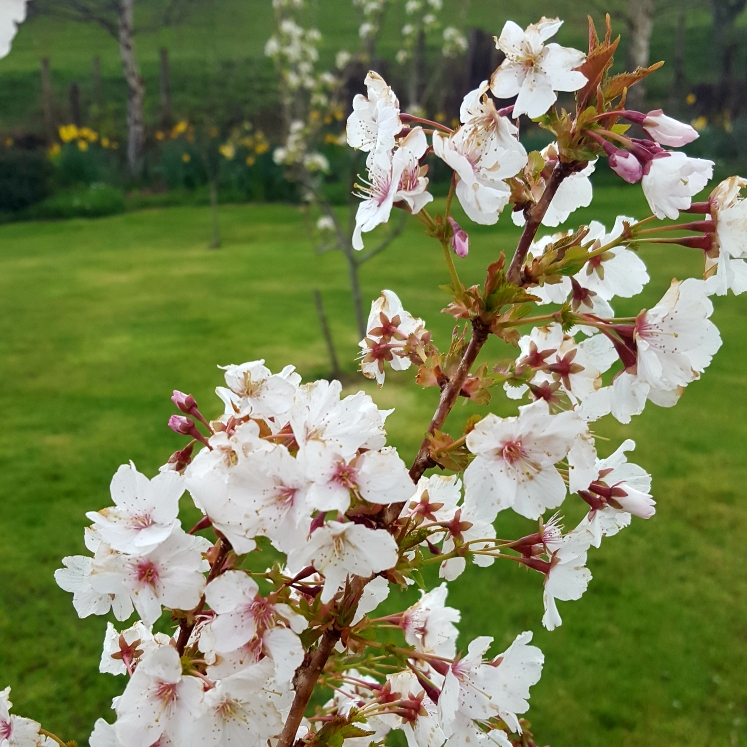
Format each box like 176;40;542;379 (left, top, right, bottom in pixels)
506;161;582;286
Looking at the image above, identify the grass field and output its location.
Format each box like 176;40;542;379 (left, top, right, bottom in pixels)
0;188;746;747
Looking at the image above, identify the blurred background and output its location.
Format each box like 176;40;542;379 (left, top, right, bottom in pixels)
0;2;746;746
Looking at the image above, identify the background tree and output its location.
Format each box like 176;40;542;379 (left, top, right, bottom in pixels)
31;0;196;177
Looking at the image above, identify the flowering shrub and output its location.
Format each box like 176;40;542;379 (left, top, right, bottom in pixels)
3;13;746;747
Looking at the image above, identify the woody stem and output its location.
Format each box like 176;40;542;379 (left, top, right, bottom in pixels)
506;161;581;285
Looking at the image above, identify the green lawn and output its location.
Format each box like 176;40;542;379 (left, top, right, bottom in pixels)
0;189;746;747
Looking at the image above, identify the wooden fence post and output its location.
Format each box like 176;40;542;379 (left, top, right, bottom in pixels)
69;82;82;127
41;57;55;143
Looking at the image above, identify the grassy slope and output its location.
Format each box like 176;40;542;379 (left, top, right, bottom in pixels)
0;188;745;746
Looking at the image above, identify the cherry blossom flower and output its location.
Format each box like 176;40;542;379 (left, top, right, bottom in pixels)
577;440;655;547
219;444;311;554
184;469;258;555
439;501;497;581
433;84;527;224
302;443;413;513
185;419;268;480
216;360;300;421
402;584;461;658
352;574;391;624
0;688;40;747
439;633;543;735
289;379;390;458
114;646;205;747
202;570;306;653
90;529;211;627
387;671;444;747
464;399;591;520
55;553;135;621
541;528;592;631
405;474;461;524
490;18;586;119
190;663;284;747
353;127;431;250
85;463;184;555
289;520;399;603
347;71;402;169
205;627;304;687
574;217;649;300
610;278;722;422
89;719;124;747
705;176;747;296
100;621;171;676
507;323;617;407
642;152;714;220
359;289;428;385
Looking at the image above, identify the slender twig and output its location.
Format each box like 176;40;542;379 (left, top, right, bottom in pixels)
506;161;583;285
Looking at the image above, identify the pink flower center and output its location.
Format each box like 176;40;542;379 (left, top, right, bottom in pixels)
276;485;297;507
215;696;240;720
135;559;160;588
397;161;420;193
131;513;154;531
0;719;12;741
333;462;358;490
154;680;178;705
249;597;274;628
500;440;526;464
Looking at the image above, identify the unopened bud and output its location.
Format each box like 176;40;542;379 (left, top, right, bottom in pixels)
168;415;210;446
642;110;698;147
447;217;469;257
172;390;198;414
608;148;643;184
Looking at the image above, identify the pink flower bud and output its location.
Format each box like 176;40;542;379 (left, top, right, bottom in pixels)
168;414;196;435
447;217;469;257
168;415;211;446
608;149;643;184
642;110;698;147
172;390;197;414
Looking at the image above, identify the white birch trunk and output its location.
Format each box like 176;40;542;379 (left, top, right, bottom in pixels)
117;0;145;176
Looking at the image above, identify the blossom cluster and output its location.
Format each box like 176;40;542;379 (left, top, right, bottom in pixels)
44;359;564;747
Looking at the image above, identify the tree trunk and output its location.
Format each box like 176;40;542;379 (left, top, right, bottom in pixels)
625;0;655;112
342;244;366;340
313;289;342;380
159;47;172;130
208;179;221;249
40;57;55;144
117;0;145;177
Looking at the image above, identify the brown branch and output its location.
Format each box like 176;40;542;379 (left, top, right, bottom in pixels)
407;318;490;480
506;161;584;286
276;629;341;747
